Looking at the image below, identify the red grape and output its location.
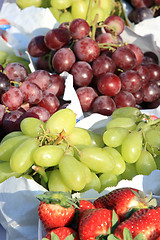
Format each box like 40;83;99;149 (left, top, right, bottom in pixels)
0;104;6;126
52;48;76;73
71;61;93;87
133;88;144;104
91;95;116;116
112;46;137;70
26;70;51;91
97;72;121;96
76;86;98;112
133;64;150;87
19;81;43;105
126;43;144;66
69;18;90;39
119;70;142;93
23;106;50;122
74;37;100;62
92;55;116;77
145;63;160;82
27;35;50;57
38;92;60;115
104;15;125;35
4;62;28;83
113;90;136;108
143;82;160;102
44;28;70;50
46;74;65;97
0;72;11;96
1;86;23;111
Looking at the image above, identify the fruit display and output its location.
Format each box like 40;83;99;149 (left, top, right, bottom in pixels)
37;188;159;239
0;107;160;194
27;16;160;115
126;0;160;24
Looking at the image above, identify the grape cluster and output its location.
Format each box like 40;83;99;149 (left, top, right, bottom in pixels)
28;16;160;116
0;62;66;139
126;0;160;24
0;107;160;193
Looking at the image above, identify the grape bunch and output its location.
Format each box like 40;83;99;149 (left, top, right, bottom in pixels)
0;107;160;193
28;16;160;115
0;62;66;139
126;0;160;24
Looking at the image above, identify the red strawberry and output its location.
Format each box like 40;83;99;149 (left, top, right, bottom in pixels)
44;226;79;240
78;199;95;215
114;206;160;239
94;187;157;221
78;208;114;240
37;191;77;231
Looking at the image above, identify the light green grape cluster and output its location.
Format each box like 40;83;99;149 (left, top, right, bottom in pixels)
0;107;160;194
16;0;115;25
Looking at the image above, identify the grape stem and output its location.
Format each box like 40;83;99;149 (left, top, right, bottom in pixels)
32;165;48;183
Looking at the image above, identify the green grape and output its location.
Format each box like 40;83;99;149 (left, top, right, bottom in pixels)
48;169;71;192
71;0;88;20
103;127;129;147
120;163;137;180
33;145;64;167
90;6;106;23
112;107;142;122
136;121;151;133
10;138;39;173
135;149;157;175
66;127;92;146
1;131;23;143
59;11;73;24
45;109;76;136
49;7;62;21
79;146;115;173
99;172;118;192
59;155;86;191
0;161;22;183
154;155;160;170
100;0;114;11
41;0;51;7
145;129;160;156
81;162;92;184
50;0;72;9
16;0;43;8
106;117;136;131
0;135;29;161
20;117;45;138
104;146;126;175
87;130;105;147
121;131;143;163
0;50;9;64
80;172;101;193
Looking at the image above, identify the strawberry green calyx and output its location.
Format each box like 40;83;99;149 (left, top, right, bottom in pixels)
36;191;78;208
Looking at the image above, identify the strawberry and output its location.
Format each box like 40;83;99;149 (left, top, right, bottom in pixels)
78;208;115;240
78;199;95;216
37;191;77;231
43;226;79;240
94;187;157;221
114;206;160;239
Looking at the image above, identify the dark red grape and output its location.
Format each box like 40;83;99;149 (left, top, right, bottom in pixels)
92;55;116;77
143;51;159;65
2;107;25;133
154;0;160;5
26;70;51;91
76;86;98;112
46;74;65;97
112;46;137;70
23;106;50;122
145;63;160;82
126;43;144;66
91;95;116;116
37;55;51;71
119;70;142;93
97;72;121;97
131;0;154;8
143;82;160;102
27;35;50;57
1;86;23;111
44;28;70;50
104;15;125;35
0;72;10;97
52;48;76;73
70;61;93;87
19;81;43;105
74;37;100;62
69;18;90;39
113;90;136;108
133;88;144;104
38;92;60;115
133;64;150;87
131;7;153;24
